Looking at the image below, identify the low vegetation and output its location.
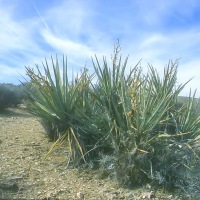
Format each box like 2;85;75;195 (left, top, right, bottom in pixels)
0;83;26;111
23;44;200;198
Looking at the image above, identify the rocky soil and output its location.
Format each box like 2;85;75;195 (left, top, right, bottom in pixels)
0;108;187;199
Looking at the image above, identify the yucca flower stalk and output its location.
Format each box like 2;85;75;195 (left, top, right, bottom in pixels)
91;45;142;148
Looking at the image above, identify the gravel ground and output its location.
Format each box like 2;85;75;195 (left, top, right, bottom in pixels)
0;108;186;199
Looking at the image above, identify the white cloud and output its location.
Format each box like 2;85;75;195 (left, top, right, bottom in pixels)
177;59;200;97
41;30;94;58
0;0;200;97
0;2;53;83
132;0;200;27
140;35;168;48
43;0;95;38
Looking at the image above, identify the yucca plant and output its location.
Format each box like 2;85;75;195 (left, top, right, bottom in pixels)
24;56;104;166
23;45;200;196
92;45;200;195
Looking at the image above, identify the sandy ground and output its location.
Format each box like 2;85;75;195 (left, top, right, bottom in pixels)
0;108;185;199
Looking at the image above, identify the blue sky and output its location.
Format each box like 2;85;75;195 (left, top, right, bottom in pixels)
0;0;200;96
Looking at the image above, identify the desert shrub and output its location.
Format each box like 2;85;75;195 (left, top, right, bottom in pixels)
24;46;200;197
91;46;200;197
24;56;108;166
0;84;18;110
0;83;27;111
16;83;28;102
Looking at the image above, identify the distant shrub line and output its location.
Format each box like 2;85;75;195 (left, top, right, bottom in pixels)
0;83;27;111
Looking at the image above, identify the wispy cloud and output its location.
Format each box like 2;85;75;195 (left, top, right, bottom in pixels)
41;30;94;58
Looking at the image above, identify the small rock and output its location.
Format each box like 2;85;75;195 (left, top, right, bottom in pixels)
142;191;156;199
46;195;55;200
77;191;85;199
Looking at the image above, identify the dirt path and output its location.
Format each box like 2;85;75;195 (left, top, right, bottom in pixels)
0;108;183;199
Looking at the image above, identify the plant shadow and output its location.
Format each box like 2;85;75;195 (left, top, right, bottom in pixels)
0;108;32;118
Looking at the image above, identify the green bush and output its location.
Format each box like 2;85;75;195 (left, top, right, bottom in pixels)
24;57;107;166
24;46;200;197
92;47;200;196
0;84;23;110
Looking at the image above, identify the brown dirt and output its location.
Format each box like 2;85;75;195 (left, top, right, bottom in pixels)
0;108;185;199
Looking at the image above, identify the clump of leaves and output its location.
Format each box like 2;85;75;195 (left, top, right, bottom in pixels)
93;45;200;197
24;45;200;197
24;56;105;166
